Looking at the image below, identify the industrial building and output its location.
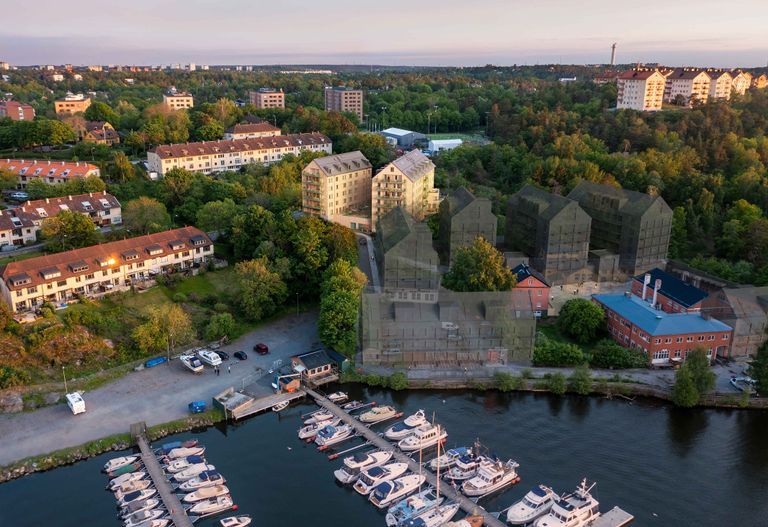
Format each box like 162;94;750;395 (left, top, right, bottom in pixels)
438;187;497;264
380;128;426;148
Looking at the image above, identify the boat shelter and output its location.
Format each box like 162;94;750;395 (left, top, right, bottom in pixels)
291;348;345;386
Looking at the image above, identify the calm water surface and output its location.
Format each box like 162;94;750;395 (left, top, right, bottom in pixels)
1;386;767;527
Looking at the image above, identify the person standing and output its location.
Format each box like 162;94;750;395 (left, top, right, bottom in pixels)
227;364;231;374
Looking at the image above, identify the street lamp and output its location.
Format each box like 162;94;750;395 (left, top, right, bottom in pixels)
296;293;299;316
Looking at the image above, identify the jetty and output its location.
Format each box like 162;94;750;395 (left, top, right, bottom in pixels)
214;387;307;420
130;422;193;527
591;507;635;527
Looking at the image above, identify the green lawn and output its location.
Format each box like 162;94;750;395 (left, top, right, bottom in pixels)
427;132;490;144
0;249;46;268
537;319;601;354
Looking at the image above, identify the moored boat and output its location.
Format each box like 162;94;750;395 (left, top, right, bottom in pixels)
359;405;397;423
182;484;230;503
119;498;161;520
188;495;234;517
506;484;558;525
384;409;428;440
353;462;410;495
441;514;484;527
341;400;369;412
533;479;600;527
333;450;393;484
272;400;290;412
103;455;139;474
298;417;341;440
304;409;335;425
428;446;471;471
117;489;157;508
154;439;198;456
124;508;167;527
384;487;444;527
314;424;355;447
461;458;520;497
109;462;143;478
220;515;252;527
369;474;426;509
445;454;483;481
114;479;153;500
180;354;204;374
173;463;216;482
401;502;460;527
164;446;205;460
131;520;169;527
108;471;147;491
327;391;349;403
397;423;447;452
165;455;206;474
178;470;226;491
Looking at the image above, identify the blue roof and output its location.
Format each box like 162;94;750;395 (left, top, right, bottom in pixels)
633;268;708;308
593;294;732;337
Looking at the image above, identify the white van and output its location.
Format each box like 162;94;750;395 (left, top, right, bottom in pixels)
66;392;86;415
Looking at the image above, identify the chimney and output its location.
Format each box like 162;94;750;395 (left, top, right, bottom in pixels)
46;198;49;204
642;273;651;301
652;279;662;307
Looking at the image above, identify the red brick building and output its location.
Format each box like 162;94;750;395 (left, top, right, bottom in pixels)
630;268;708;313
0;101;35;121
513;263;550;317
593;293;732;366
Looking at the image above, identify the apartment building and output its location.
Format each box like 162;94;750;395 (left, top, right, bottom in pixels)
83;121;120;145
0;100;35;121
54;93;91;116
664;69;711;106
249;88;285;109
616;69;666;111
707;70;733;100
147;133;332;177
371;149;439;229
438;187;497;264
223;121;281;140
0;226;213;314
301;151;373;231
731;71;752;95
752;74;768;90
567;182;672;277
324;86;364;121
506;184;592;284
163;91;194;110
0;159;101;189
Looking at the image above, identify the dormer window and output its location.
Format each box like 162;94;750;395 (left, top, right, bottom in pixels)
35;208;47;217
99;199;111;208
40;267;61;280
59;204;69;211
122;249;140;261
145;244;163;256
69;261;89;273
190;235;207;246
10;273;32;287
169;240;185;250
81;201;93;211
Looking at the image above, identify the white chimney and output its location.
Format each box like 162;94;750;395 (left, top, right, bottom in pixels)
642;273;651;301
652;279;662;307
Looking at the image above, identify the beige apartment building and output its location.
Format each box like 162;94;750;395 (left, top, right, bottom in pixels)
371;149;439;230
0;159;101;189
223;121;281;140
301;151;373;231
753;74;768;90
731;71;752;95
0;226;213;314
54;93;91;116
147;133;332;177
616;69;665;111
664;69;711;106
163;92;194;110
324;86;364;121
708;70;733;100
249;88;285;109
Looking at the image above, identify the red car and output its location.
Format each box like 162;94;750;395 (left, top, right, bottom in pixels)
253;343;269;355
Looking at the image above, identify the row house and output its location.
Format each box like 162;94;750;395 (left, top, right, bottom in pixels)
0;159;101;189
0;226;213;314
147;133;332;177
593;293;732;366
223;121;281;140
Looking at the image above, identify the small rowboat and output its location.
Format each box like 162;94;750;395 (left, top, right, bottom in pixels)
272;401;290;412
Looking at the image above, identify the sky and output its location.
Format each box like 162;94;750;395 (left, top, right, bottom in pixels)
2;0;767;67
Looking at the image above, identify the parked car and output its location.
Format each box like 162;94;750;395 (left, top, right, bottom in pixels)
234;351;248;361
215;350;230;361
253;343;269;355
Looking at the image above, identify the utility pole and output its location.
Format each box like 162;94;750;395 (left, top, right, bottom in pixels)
62;366;68;393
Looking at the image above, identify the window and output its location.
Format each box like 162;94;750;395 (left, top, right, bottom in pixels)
687;336;693;342
722;334;729;340
697;335;705;341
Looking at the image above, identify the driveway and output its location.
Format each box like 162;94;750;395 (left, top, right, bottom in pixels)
356;232;380;290
0;310;319;466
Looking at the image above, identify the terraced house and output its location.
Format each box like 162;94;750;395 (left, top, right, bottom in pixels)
0;159;101;189
0;227;212;314
147;133;332;177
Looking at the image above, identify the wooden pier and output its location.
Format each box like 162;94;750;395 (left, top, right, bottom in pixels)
214;387;307;420
131;422;193;527
591;507;635;527
303;388;507;527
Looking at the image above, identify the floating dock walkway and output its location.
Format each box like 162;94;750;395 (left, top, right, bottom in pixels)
131;422;193;527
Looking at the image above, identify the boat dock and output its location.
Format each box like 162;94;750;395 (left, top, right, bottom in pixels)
214;387;307;420
303;388;507;527
131;422;193;527
590;506;635;527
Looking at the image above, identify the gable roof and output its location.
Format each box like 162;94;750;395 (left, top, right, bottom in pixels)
150;133;331;159
385;149;435;182
0;159;99;179
377;206;417;252
593;293;731;337
567;181;671;218
445;186;476;216
633;268;708;308
510;184;580;221
308;151;371;177
667;68;710;81
618;70;663;81
294;349;333;370
512;263;551;287
225;122;281;135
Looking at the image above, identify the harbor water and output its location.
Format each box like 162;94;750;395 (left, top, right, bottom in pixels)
1;386;767;526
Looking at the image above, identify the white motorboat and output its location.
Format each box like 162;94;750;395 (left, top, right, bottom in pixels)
220;516;252;527
428;446;471;471
120;498;161;520
359;405;397;423
124;508;166;527
461;458;520;497
179;470;226;491
401;502;461;527
369;474;426;509
314;424;355;447
165;455;206;473
118;489;157;508
272;401;290;412
103;455;139;473
180;354;204;374
445;454;483;481
298;417;341;440
182;484;230;503
384;487;444;527
353;462;410;495
327;391;349;403
384;409;428;440
398;423;447;452
334;450;393;484
506;484;558;525
165;446;205;460
114;479;152;500
534;480;600;527
130;519;169;527
188;495;234;516
197;349;222;367
108;471;148;490
441;515;484;527
304;409;335;425
342;400;367;412
173;463;216;482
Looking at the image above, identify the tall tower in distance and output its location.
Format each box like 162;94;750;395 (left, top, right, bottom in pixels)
610;43;617;66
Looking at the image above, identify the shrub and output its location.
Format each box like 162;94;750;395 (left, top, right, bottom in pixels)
558;298;605;344
204;313;236;341
365;374;387;387
172;292;188;303
0;366;29;389
533;338;585;367
495;371;522;392
589;339;647;369
213;302;229;313
672;367;699;407
546;373;567;395
389;372;408;390
520;368;534;379
568;365;592;395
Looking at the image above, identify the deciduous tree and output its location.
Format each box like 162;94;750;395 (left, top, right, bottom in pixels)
558;299;605;344
123;197;172;234
41;210;101;251
236;258;288;321
443;237;515;292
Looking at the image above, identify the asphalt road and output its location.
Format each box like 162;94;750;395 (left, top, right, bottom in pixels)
0;311;320;466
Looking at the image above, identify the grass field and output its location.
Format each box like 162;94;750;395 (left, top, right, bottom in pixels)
0;249;46;267
427;132;490;144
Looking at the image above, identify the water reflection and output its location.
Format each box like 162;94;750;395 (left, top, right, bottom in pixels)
665;406;710;457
